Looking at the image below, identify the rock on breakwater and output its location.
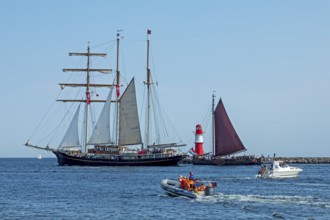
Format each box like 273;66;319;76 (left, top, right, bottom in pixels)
180;157;330;164
266;157;330;164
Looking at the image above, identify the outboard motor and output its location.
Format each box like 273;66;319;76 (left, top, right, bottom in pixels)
204;181;217;196
205;186;215;196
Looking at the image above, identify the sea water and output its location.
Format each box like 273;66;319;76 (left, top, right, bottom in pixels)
0;158;329;219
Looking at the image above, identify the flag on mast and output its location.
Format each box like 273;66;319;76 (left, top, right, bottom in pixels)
86;91;91;105
116;84;120;97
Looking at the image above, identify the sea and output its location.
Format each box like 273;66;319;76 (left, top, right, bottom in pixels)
1;158;329;220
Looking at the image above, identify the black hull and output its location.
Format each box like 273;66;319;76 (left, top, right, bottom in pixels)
192;156;261;166
224;158;260;165
224;156;261;165
53;151;186;166
192;158;225;166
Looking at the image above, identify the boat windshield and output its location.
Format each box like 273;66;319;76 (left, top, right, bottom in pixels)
279;162;288;168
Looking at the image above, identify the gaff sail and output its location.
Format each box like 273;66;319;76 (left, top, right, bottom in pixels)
214;99;246;156
118;78;142;146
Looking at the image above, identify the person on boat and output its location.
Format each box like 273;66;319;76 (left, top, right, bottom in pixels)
258;164;267;175
178;175;185;188
179;179;185;188
180;176;193;191
189;171;194;180
184;178;191;191
189;179;194;190
199;183;206;191
210;181;217;188
193;178;201;189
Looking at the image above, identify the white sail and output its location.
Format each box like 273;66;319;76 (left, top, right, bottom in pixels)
59;105;81;148
119;78;142;146
88;87;114;145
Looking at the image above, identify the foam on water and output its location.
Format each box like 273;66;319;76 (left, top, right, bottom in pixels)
196;193;330;209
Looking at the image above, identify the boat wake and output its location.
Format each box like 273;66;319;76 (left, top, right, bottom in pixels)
220;176;255;181
196;193;330;208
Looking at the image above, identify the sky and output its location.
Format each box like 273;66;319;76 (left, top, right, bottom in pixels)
1;0;330;158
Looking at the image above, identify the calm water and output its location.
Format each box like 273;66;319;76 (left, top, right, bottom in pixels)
1;158;329;219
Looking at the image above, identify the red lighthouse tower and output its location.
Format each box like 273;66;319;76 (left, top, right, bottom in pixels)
194;124;204;156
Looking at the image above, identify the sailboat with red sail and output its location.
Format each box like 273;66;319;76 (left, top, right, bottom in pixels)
192;93;261;166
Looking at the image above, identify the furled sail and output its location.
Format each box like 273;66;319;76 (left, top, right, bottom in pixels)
214;99;246;156
118;78;142;146
88;87;114;145
59;105;81;148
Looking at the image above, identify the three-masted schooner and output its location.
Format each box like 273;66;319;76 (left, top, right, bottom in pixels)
192;93;260;166
26;30;186;166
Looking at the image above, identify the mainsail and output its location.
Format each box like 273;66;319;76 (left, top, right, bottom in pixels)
118;78;142;146
59;105;81;148
88;86;114;145
214;99;246;156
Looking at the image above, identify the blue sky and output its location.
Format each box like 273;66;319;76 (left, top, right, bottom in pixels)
1;0;330;158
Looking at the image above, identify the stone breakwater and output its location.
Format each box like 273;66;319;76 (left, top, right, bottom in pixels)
264;157;330;164
180;157;330;164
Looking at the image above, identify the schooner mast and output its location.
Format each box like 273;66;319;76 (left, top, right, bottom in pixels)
143;29;186;150
115;32;121;146
212;92;216;156
60;45;112;152
145;29;152;149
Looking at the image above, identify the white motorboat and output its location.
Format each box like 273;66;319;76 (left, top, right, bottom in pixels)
257;160;303;178
160;179;217;199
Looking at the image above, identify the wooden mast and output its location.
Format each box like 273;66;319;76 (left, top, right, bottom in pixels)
212;92;216;156
145;29;152;149
61;45;112;152
115;32;120;146
85;45;91;152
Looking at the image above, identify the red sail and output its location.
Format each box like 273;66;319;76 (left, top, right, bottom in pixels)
214;99;246;156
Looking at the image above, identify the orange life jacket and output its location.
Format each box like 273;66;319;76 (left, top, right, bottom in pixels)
179;180;185;188
189;180;194;188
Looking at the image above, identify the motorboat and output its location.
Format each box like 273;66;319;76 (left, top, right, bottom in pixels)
160;178;217;199
257;160;303;178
